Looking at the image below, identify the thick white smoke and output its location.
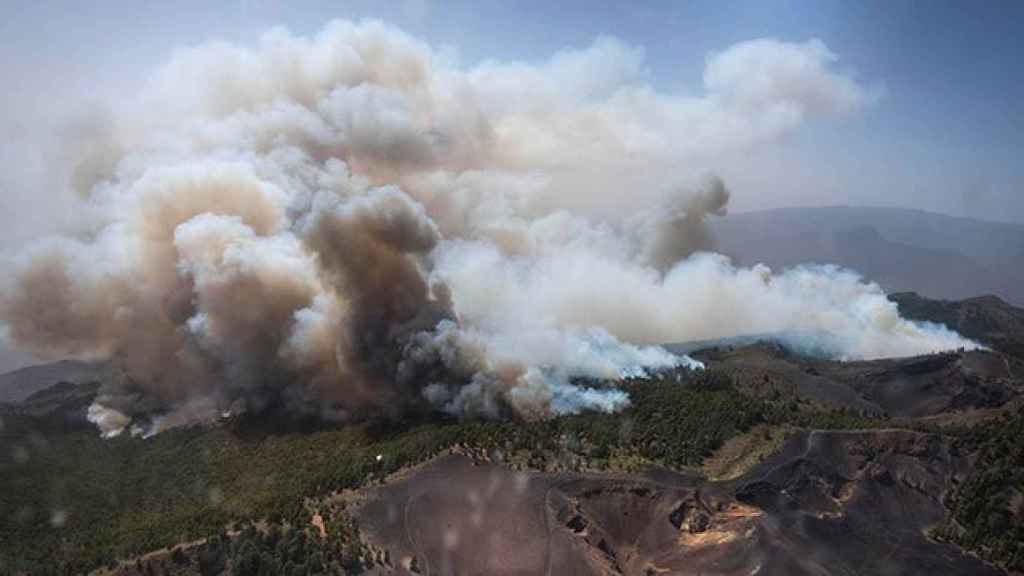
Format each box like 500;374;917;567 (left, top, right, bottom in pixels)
0;21;974;433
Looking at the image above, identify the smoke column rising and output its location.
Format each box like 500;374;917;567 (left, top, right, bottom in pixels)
0;21;975;435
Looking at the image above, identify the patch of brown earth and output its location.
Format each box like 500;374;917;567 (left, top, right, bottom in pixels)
353;430;1002;575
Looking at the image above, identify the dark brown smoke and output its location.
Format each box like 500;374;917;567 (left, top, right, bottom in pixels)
649;176;731;272
0;21;971;437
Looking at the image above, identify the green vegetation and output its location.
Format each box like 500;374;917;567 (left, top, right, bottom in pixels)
107;518;368;576
932;405;1024;571
220;519;368;576
0;408;461;574
0;368;896;575
455;370;768;472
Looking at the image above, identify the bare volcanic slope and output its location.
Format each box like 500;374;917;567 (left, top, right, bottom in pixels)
353;430;999;576
890;291;1024;360
659;293;1024;421
690;343;1022;419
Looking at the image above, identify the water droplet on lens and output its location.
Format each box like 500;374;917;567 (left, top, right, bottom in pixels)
50;509;68;528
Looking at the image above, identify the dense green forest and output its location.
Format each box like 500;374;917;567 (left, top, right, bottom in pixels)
933;405;1024;571
114;518;369;576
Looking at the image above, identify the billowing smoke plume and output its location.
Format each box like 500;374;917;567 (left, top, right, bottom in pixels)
0;21;974;434
649;176;731;271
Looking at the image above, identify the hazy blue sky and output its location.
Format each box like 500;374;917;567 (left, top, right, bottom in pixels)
2;0;1022;230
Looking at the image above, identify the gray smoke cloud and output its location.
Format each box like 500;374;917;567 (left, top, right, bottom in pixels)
0;21;975;434
649;175;731;272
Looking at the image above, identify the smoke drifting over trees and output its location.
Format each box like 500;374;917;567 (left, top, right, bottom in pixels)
0;21;975;435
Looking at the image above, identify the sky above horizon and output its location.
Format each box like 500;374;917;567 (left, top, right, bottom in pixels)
2;1;1023;236
0;1;1022;372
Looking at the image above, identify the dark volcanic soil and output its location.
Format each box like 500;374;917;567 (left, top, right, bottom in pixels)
355;430;1000;575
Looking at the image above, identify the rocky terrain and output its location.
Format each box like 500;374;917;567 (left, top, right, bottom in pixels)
352;430;1000;575
693;344;1022;419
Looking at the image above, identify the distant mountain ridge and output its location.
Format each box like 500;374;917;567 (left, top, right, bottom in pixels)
890;291;1024;359
0;359;107;403
711;206;1024;305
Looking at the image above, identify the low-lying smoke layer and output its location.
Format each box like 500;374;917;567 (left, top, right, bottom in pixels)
0;21;975;435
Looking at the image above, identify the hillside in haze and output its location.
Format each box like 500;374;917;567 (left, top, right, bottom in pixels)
712;206;1024;305
0;359;107;403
